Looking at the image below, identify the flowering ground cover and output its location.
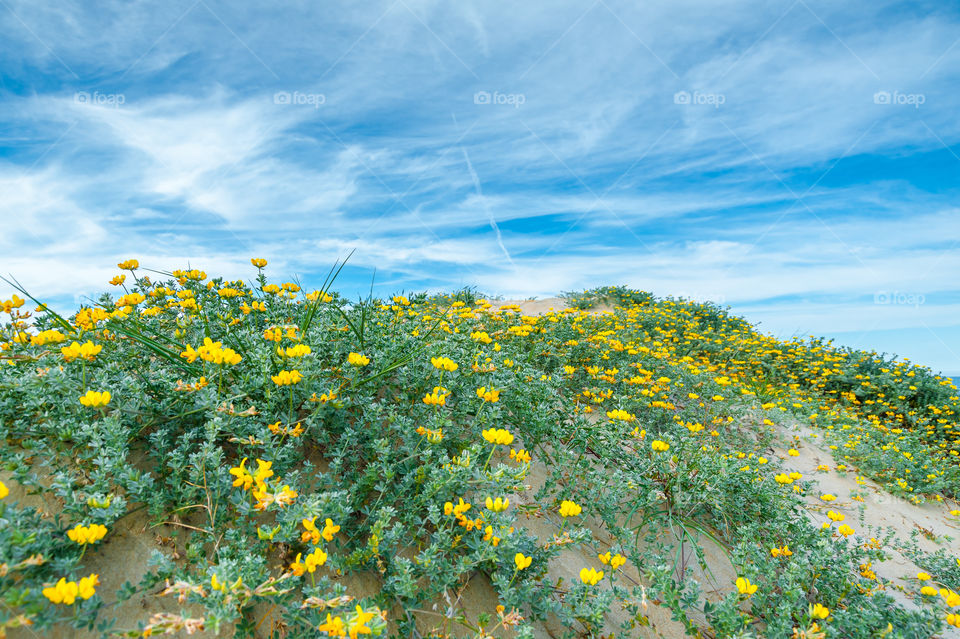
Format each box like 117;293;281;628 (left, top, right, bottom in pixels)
1;261;959;638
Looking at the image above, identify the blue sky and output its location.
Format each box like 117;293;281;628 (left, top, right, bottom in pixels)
2;0;959;375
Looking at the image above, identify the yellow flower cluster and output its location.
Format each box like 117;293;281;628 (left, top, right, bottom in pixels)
117;259;139;270
470;331;492;344
61;341;102;362
415;425;444;443
230;457;273;491
558;500;582;517
115;293;146;307
73;307;109;330
485;496;509;512
306;290;334;303
172;269;207;281
605;409;635;421
509;448;531;463
651;440;670;452
317;605;376;639
430;356;458;371
67;523;107;545
251;258;268;268
514;553;532;570
598;551;626;569
736;577;758;595
476;386;500;402
228;458;296;510
43;574;99;605
30;329;66;346
290;547;328;576
423;386;450;406
482;428;514;445
444;498;484;531
268;421;304;437
774;472;803;485
271;369;303;386
262;328;297;342
579;567;604;585
1;294;25;313
180;338;242;366
347;352;370;366
79;391;111;408
252;483;298;511
278;344;311;358
301;517;340;545
311;390;338;403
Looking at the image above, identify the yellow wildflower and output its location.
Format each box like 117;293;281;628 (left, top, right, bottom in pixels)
318;614;346;637
430;356;458;371
651;440;670;452
579;567;604;585
79;391;111;408
509;448;531;463
61;341;102;362
481;428;514;445
348;605;376;639
347;352;370;366
271;369;303;386
67;523;107;545
558;500;582;517
736;577;758;595
476;387;500;402
485;496;509;512
423;386;450;406
43;578;79;605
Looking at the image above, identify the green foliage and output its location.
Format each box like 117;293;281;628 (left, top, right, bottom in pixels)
0;266;957;637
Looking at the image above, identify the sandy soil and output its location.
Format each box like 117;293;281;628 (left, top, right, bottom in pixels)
766;420;960;620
